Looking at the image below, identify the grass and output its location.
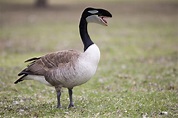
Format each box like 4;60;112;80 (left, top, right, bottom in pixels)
0;0;178;117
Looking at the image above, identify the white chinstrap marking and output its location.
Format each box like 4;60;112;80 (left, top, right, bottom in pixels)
86;15;107;26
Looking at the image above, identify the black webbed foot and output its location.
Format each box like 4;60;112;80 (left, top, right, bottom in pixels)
68;103;74;109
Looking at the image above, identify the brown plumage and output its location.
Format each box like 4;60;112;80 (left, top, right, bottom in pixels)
15;50;80;85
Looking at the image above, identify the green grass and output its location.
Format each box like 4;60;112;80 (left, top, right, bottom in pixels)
0;0;178;117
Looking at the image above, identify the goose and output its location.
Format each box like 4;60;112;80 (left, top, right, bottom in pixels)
14;7;112;108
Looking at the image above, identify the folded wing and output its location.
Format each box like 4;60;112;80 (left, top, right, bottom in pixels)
15;50;80;84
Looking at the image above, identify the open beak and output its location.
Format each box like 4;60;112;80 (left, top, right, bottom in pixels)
99;16;111;26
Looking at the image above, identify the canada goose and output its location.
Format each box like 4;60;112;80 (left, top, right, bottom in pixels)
14;7;112;108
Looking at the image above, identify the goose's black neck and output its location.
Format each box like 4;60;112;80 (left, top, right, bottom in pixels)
79;18;94;52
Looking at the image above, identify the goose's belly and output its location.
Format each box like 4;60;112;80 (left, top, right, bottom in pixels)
46;44;100;88
62;61;98;88
62;44;100;88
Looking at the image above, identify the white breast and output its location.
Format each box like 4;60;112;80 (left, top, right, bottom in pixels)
81;44;100;65
69;44;100;87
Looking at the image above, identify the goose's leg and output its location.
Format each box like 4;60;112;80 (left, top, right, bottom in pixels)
68;88;74;108
56;91;61;108
55;86;62;108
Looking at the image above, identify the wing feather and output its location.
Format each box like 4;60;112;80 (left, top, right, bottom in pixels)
18;50;80;77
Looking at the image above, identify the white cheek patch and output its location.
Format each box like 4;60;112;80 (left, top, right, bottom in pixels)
86;15;107;26
88;10;98;14
86;15;100;23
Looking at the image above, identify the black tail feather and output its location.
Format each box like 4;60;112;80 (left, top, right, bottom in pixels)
15;57;41;84
18;68;31;76
18;71;29;76
15;57;40;84
25;57;40;63
14;74;28;84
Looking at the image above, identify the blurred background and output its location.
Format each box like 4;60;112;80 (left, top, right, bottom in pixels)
0;0;177;54
0;0;178;117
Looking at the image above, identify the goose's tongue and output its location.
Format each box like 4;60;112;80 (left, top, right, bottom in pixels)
99;16;108;26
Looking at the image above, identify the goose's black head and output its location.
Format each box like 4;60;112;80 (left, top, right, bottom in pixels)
81;7;112;26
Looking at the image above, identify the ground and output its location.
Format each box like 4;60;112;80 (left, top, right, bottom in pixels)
0;0;178;117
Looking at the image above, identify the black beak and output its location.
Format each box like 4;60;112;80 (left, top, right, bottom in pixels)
98;8;112;18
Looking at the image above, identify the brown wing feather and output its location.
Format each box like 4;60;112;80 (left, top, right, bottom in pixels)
18;50;80;76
